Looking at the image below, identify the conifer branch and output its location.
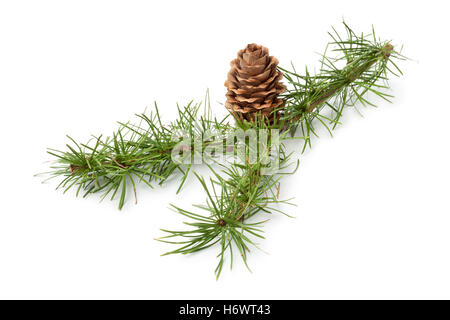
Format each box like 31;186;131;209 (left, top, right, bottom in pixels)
44;100;232;209
156;23;405;278
41;22;405;278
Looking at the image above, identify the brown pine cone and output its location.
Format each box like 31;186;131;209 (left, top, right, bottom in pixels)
224;43;285;122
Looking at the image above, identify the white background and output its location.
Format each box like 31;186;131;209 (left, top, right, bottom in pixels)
1;0;449;299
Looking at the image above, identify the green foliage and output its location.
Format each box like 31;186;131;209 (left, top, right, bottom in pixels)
158;147;298;279
156;23;405;278
45;98;231;209
158;119;298;279
42;22;405;278
279;22;405;151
